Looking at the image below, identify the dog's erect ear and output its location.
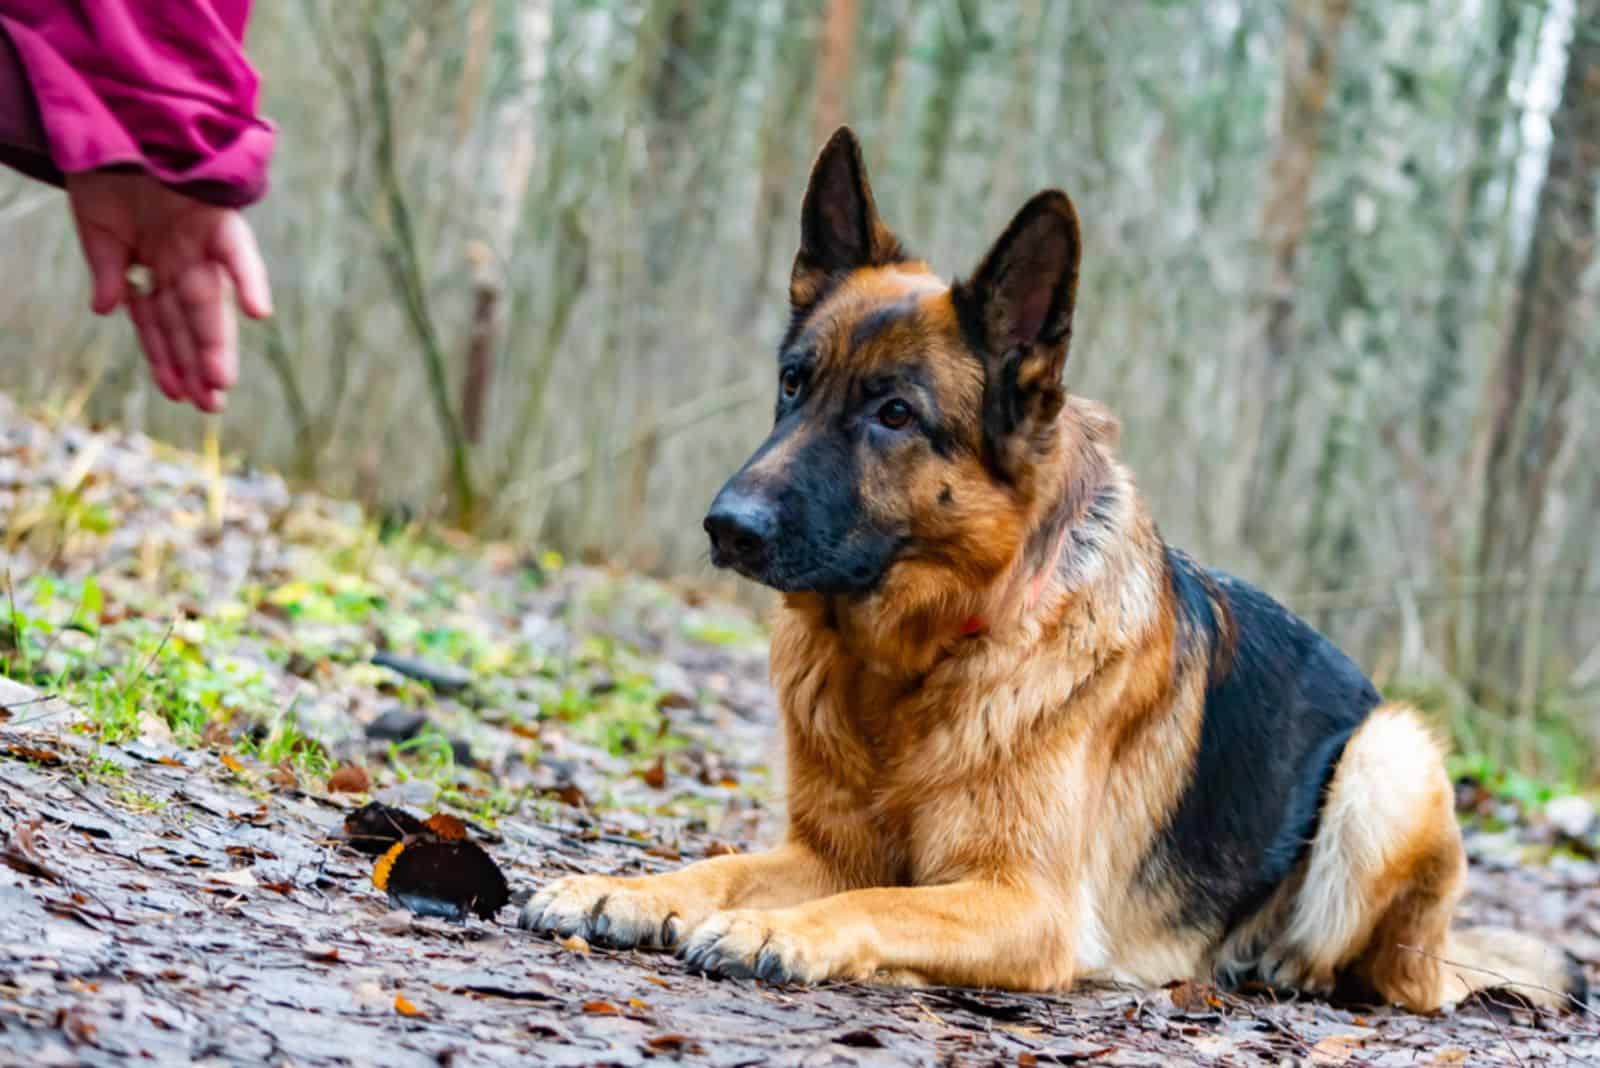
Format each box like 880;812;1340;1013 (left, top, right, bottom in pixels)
791;127;906;309
953;191;1082;473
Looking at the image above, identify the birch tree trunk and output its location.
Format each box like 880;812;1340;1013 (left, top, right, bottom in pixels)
1472;1;1600;706
813;0;858;146
1242;0;1352;545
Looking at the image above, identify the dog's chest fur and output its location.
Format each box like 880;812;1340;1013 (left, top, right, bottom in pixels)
768;576;1171;897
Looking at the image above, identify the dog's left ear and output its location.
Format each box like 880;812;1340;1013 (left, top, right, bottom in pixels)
953;191;1081;471
791;127;907;309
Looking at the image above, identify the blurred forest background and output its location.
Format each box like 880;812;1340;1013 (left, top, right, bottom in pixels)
1;0;1597;778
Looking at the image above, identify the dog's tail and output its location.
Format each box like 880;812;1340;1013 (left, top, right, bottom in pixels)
1294;704;1590;1013
1441;927;1589;1011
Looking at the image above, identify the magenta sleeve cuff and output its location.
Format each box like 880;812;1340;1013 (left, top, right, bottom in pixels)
0;1;274;208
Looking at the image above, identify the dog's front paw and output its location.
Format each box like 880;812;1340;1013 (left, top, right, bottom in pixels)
518;874;690;950
680;909;866;984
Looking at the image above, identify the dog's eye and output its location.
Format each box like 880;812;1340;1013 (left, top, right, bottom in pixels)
780;367;802;399
877;399;913;430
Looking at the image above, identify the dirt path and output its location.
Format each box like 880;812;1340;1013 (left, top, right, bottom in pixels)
2;718;1597;1067
2;399;1598;1066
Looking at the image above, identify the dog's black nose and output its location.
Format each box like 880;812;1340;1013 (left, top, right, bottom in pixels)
704;492;776;571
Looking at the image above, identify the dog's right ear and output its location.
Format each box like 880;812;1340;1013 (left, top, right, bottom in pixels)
952;190;1082;479
791;127;906;310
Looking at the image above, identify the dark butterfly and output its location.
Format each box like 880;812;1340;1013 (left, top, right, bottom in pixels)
371;813;510;922
341;801;424;855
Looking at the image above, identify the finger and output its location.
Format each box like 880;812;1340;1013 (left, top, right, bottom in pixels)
156;287;206;409
129;294;182;401
175;263;237;393
213;213;272;319
75;226;129;315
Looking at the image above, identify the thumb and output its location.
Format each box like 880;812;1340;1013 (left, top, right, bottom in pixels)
76;225;130;315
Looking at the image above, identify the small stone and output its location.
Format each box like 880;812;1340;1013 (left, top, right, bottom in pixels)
371;652;471;694
1546;795;1596;840
366;707;428;742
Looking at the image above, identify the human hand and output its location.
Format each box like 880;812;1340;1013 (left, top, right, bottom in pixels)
66;172;272;413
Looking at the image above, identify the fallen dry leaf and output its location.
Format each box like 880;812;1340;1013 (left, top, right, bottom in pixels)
640;757;667;789
645;1034;703;1054
303;942;340;963
421;812;469;840
2;822;63;884
394;994;424;1017
545;784;588;808
327;763;371;793
582;1001;620;1016
4;743;63;766
1166;980;1222;1013
1310;1034;1368;1066
219;753;245;774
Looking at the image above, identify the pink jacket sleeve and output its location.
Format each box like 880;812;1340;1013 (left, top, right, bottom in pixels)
0;1;274;207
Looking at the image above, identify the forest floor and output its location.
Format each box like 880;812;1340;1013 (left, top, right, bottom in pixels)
1;393;1598;1067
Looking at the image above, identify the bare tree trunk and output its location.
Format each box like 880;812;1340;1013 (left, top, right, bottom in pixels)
361;13;478;524
856;0;914;173
460;243;498;446
813;0;858;146
1242;0;1352;544
985;0;1042;222
1472;0;1600;706
911;0;981;238
743;0;821;318
453;0;492;146
1424;0;1523;454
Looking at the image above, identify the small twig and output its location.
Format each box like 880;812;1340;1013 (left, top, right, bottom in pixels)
117;620;176;709
1462;974;1529;1068
1399;942;1596;1019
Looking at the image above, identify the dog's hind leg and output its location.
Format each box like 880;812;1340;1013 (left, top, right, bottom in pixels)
1262;705;1461;1009
1267;704;1584;1012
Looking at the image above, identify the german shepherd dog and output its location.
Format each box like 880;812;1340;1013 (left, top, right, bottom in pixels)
521;128;1586;1012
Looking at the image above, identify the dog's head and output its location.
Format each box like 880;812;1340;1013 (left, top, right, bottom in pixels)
706;128;1103;616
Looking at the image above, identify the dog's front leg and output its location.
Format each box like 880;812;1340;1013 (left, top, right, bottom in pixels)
681;879;1073;990
519;842;840;950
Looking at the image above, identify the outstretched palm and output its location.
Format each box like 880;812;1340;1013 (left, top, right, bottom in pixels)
67;172;272;413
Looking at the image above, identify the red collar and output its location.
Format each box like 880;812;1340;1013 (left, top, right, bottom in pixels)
957;527;1068;639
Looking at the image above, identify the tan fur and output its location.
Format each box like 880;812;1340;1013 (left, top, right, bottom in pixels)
522;139;1585;1014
